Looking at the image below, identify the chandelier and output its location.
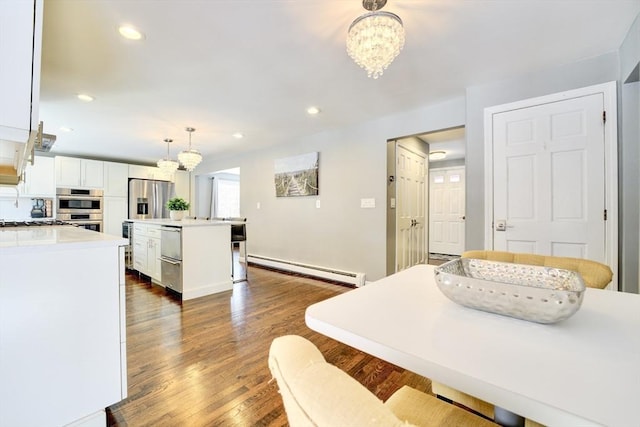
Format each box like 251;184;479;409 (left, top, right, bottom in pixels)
346;0;405;79
178;127;202;172
157;138;179;177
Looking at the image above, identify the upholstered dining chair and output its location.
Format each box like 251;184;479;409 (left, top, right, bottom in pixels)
460;250;613;289
432;250;613;427
268;335;497;427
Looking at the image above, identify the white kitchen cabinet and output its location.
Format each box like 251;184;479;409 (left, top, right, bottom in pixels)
132;223;162;282
0;155;54;198
104;161;129;197
0;0;43;144
174;169;191;202
0;229;126;426
22;156;55;197
148;236;161;280
104;196;127;237
129;164;167;181
55;156;104;188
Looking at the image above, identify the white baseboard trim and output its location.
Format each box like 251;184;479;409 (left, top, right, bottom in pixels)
247;254;366;287
182;280;233;301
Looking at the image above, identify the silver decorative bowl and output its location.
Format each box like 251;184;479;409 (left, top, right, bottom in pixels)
434;258;586;323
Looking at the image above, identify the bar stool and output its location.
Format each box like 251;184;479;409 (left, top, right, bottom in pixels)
227;217;247;283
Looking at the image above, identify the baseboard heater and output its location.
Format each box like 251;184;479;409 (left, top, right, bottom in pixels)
247;254;366;287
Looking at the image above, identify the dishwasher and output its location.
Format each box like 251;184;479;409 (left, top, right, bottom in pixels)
160;226;182;293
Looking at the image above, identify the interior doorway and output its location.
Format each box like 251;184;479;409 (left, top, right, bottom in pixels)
386;127;466;275
195;167;240;219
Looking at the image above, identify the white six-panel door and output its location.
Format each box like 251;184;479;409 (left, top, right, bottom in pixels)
429;167;465;255
492;93;605;261
396;145;426;271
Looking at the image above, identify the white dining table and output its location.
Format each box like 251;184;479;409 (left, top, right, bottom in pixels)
305;264;640;427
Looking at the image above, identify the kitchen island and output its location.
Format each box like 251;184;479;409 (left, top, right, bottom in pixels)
0;225;127;427
130;218;234;300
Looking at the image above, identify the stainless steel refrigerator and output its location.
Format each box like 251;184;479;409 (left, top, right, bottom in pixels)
128;178;175;219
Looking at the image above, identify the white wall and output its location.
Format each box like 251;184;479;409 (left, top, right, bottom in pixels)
196;97;465;281
620;13;640;293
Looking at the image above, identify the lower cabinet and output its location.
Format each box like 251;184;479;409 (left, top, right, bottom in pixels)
0;238;126;426
132;223;161;282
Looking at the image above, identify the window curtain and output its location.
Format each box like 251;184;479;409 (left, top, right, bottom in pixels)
209;177;218;219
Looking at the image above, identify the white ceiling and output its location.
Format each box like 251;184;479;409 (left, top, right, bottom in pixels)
39;0;640;166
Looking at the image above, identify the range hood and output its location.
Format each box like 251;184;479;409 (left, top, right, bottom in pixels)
0;122;42;186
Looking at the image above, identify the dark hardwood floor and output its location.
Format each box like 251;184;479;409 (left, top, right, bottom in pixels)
107;262;431;426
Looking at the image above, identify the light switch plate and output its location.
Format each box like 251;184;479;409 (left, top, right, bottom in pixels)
360;198;375;208
256;202;261;209
315;200;321;208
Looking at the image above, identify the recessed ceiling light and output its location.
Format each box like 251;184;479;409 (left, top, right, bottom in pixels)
118;25;144;40
232;132;244;139
77;94;94;102
59;126;74;132
306;106;321;115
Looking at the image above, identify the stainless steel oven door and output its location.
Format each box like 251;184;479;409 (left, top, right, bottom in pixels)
57;213;103;232
56;188;103;215
71;221;102;232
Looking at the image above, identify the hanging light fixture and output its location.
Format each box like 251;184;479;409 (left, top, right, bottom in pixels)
346;0;405;79
157;138;179;176
178;127;202;171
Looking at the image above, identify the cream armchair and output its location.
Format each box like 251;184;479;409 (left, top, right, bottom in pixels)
268;335;496;427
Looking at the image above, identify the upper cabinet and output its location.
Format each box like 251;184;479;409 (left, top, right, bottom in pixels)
129;164;167;181
0;0;43;185
23;156;54;197
55;156;104;189
174;170;190;201
0;0;42;143
104;161;129;197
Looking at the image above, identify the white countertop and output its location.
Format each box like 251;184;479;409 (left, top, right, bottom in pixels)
0;225;128;253
306;264;640;427
129;218;238;227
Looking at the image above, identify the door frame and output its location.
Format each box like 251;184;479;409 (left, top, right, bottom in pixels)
483;81;618;287
386;138;430;275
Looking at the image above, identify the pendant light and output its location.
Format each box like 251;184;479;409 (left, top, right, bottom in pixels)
178;127;202;172
157;138;179;177
346;0;405;79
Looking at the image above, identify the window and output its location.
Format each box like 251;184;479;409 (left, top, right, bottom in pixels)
214;178;240;218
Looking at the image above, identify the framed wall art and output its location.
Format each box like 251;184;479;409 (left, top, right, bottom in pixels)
274;152;319;197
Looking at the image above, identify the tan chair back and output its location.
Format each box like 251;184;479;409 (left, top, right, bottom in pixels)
461;250;613;289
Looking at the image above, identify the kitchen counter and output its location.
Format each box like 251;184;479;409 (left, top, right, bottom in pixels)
0;225;127;253
129;218;243;227
130;219;234;300
0;226;127;426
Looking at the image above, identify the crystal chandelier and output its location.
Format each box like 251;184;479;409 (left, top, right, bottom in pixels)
346;0;405;79
157;138;179;177
178;127;202;172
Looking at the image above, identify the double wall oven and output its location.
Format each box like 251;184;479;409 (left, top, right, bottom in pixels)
56;188;103;232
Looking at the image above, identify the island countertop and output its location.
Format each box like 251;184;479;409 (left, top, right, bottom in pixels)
128;218;242;227
0;225;128;253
